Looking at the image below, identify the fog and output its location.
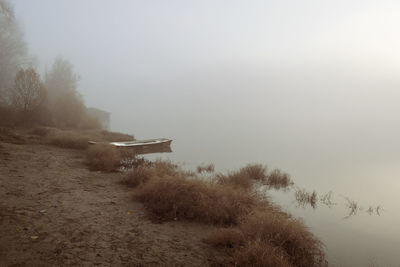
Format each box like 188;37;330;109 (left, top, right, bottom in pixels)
12;0;400;265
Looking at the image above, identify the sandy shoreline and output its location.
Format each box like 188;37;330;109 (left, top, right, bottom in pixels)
0;141;228;266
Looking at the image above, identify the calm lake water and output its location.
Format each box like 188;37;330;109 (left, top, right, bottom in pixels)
116;116;400;266
109;70;400;266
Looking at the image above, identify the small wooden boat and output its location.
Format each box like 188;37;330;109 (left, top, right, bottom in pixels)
89;138;172;154
112;138;172;155
110;138;172;148
90;138;173;155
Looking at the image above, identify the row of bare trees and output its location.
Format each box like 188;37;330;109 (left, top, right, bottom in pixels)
0;0;99;129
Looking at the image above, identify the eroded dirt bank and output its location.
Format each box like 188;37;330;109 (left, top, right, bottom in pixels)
0;142;227;266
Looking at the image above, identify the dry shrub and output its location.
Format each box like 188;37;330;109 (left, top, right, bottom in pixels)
87;144;120;172
46;131;89;149
131;159;327;265
319;191;335;207
240;164;267;181
197;163;215;173
344;197;360;218
151;159;181;177
216;172;253;190
295;188;318;209
120;153;152;170
135;176;256;225
216;164;267;190
205;228;245;249
121;158;179;187
240;211;326;267
121;166;152;187
0;127;25;144
233;241;293;267
266;169;293;190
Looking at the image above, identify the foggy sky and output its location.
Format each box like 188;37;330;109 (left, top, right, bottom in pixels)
11;0;400;170
12;1;400;120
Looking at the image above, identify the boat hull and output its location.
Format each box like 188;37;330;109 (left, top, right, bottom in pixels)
110;138;172;155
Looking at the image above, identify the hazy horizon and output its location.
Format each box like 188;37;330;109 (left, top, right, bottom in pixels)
10;1;400;265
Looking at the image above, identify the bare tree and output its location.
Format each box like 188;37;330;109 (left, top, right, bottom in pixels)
0;0;28;105
12;68;46;113
45;57;86;127
45;57;80;102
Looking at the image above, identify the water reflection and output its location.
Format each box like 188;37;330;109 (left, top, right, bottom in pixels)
279;185;383;218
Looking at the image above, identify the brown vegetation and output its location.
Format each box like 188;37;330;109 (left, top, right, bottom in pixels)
216;164;267;190
205;209;326;266
126;159;327;266
197;163;215;173
86;143;120;172
120;166;152;187
216;164;294;192
319;191;336;207
265;169;293;189
240;163;267;181
150;159;181;178
295;188;318;209
135;176;256;225
240;210;326;267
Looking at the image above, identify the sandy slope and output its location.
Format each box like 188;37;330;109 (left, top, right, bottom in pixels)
0;141;228;266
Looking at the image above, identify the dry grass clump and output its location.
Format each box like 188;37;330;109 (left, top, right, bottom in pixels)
127;159;327;265
216;164;267;190
120;154;152;170
239;211;326;267
344;197;360;218
197;163;215;173
86;144;120;172
121;158;191;188
135;176;256;225
121;158;181;187
216;172;253;190
0;127;25;144
46;131;90;149
240;164;267;181
265;169;293;189
295;188;318;209
319;191;336;207
151;159;181;177
121;166;152;187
